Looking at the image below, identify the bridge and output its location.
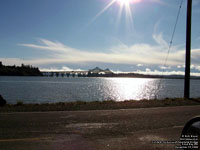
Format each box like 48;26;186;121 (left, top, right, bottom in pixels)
41;71;88;77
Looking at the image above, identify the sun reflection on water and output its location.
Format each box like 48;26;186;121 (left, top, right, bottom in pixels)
104;78;161;101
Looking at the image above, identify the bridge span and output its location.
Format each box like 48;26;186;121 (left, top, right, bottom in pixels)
41;71;88;77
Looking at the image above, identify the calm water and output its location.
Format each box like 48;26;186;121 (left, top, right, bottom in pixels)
0;76;200;104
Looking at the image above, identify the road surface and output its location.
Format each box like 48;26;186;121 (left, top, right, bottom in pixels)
0;105;200;150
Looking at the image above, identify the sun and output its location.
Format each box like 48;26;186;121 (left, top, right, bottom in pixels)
117;0;130;5
89;0;142;27
116;0;141;5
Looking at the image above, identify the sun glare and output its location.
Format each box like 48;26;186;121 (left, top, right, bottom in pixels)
89;0;142;28
117;0;141;5
117;0;130;5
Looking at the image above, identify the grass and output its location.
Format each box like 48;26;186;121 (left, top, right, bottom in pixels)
15;101;24;106
0;98;200;112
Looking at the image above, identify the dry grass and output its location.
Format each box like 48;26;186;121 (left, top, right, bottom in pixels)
0;98;200;112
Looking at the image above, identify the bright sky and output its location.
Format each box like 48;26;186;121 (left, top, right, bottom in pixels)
0;0;200;75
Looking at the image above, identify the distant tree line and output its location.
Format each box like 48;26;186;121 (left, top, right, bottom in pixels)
0;62;42;76
87;71;114;77
87;72;188;79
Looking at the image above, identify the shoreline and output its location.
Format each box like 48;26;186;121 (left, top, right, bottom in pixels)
1;75;200;80
1;98;200;112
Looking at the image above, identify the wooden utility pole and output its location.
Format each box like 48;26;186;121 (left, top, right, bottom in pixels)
184;0;192;99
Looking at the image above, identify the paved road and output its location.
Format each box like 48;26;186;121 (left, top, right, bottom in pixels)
0;105;200;150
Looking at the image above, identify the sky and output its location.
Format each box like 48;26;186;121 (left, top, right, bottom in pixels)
0;0;200;75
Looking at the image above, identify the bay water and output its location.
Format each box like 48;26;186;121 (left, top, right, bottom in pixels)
0;76;199;104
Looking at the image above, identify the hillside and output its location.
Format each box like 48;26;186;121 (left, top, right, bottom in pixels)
0;62;42;76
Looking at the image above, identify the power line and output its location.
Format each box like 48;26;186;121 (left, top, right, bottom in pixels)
154;0;184;99
163;0;184;69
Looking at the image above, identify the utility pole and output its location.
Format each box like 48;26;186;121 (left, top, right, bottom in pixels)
184;0;192;99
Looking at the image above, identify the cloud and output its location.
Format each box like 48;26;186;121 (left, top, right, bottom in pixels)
0;58;29;66
135;69;200;76
177;65;184;69
145;68;151;72
19;38;73;53
21;39;175;65
176;64;200;71
159;66;171;70
2;31;200;70
152;32;168;48
196;66;200;71
137;64;143;67
39;66;84;72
